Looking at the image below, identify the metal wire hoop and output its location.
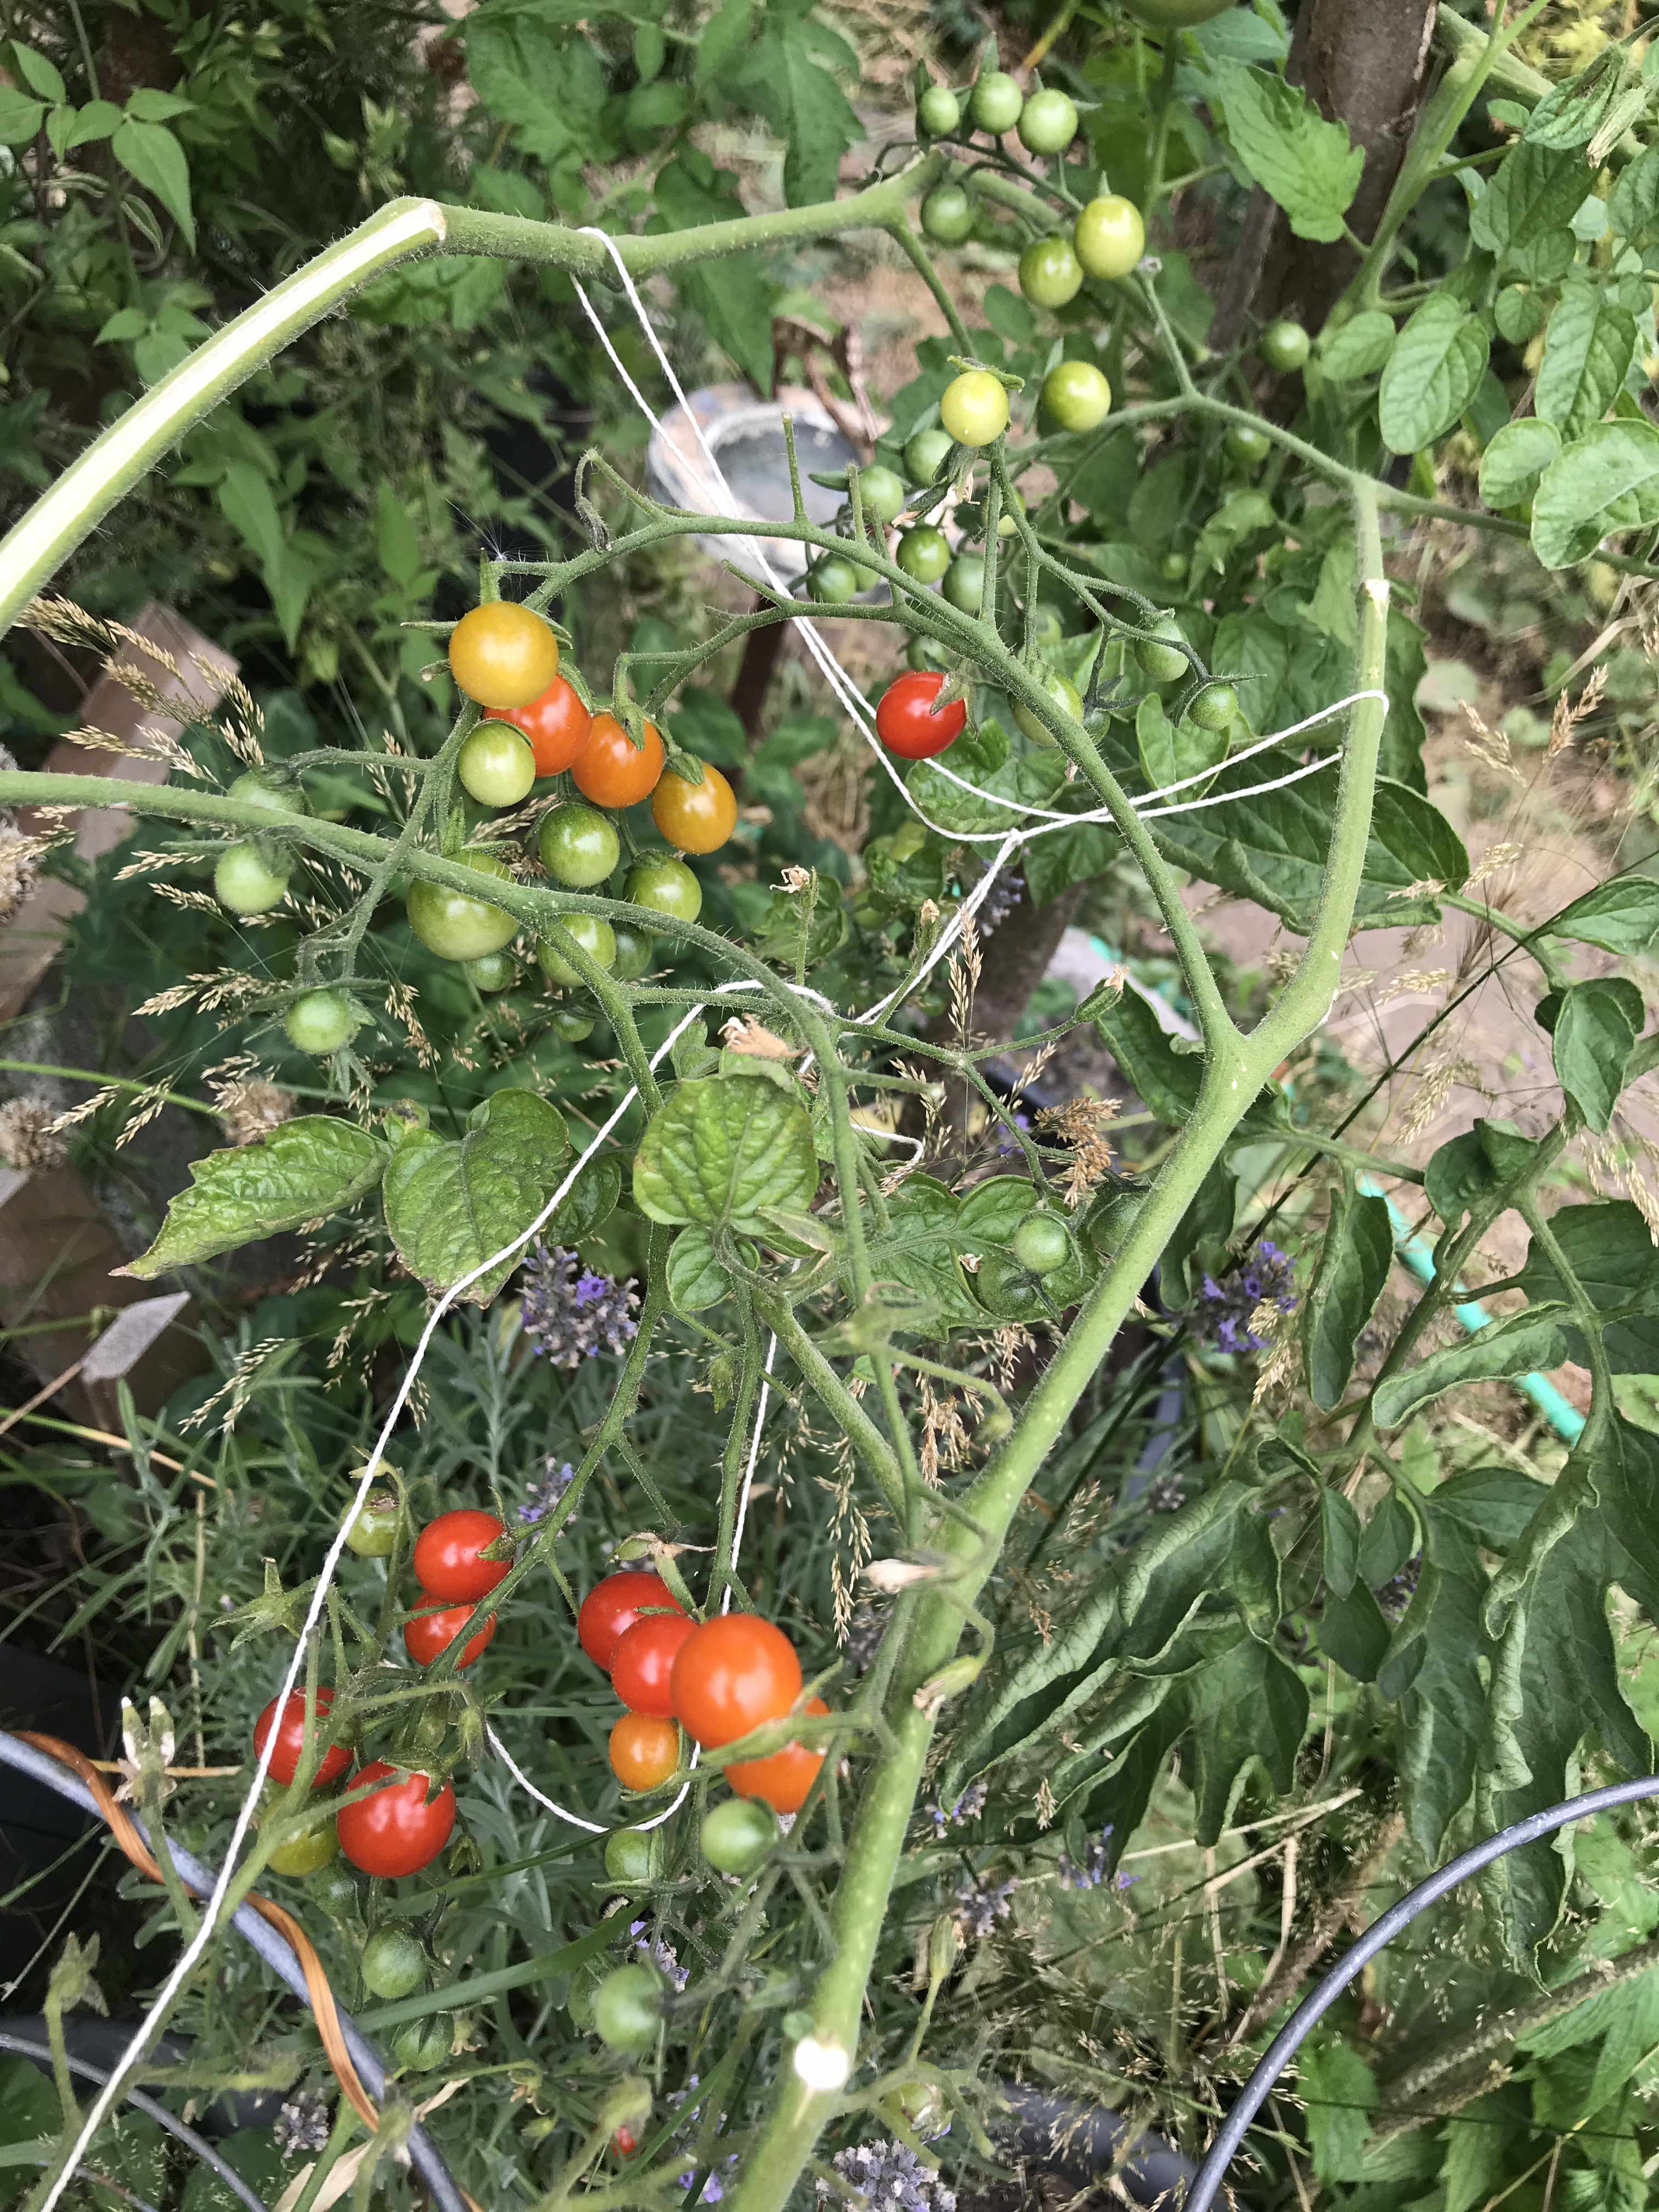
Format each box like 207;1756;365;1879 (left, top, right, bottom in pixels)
1185;1772;1659;2209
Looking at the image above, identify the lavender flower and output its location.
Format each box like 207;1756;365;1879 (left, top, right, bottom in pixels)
995;1110;1032;1158
1195;1239;1296;1354
1147;1470;1187;1515
819;2140;956;2212
951;1868;1016;1941
521;1244;639;1368
1376;1554;1422;1621
924;1782;987;1838
273;2091;329;2157
518;1458;575;1525
678;2159;738;2203
1056;1824;1114;1891
629;1918;689;1991
977;868;1024;934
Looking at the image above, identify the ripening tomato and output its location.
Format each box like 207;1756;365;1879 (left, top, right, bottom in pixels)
406;849;518;963
916;84;960;138
651;760;736;855
448;602;561;712
1019;236;1084;311
498;674;592;776
624;856;702;926
1224;422;1271;470
284;990;358;1056
1073;195;1146;281
459;723;536;809
254;1688;351;1789
969;70;1023;134
1259;319;1311;374
573;713;664;808
896;526;951;584
670;1614;802;1748
874;670;967;760
535;912;617;989
904;427;955;484
1018;88;1077;155
939;370;1009;449
608;1711;681;1790
263;1809;341;1876
578;1572;686;1670
1041;360;1112;435
1013;665;1081;747
215;843;290;916
612;1611;697;1718
1011;1212;1071;1275
336;1762;455;1877
413;1509;510;1604
404;1599;497;1670
727;1695;829;1815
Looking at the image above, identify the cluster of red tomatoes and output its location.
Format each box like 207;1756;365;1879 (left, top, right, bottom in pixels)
578;1570;826;1816
252;1509;511;1880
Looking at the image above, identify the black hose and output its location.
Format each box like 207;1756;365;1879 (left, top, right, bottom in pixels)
0;1733;467;2212
0;2029;269;2212
996;2081;1234;2210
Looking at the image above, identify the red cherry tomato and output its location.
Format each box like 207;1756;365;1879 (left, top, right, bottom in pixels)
336;1761;455;1877
496;674;592;776
577;1572;686;1670
728;1695;830;1815
612;2127;640;2158
608;1711;681;1790
572;713;665;808
670;1615;803;1748
404;1599;497;1671
874;670;967;760
253;1688;351;1790
611;1612;697;1718
412;1509;510;1604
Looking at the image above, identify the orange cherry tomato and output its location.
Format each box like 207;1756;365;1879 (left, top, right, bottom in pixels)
448;603;560;712
728;1695;829;1816
608;1712;681;1791
572;713;665;808
670;1615;802;1748
404;1599;496;1670
650;759;737;855
496;675;592;776
611;1611;696;1718
578;1572;685;1669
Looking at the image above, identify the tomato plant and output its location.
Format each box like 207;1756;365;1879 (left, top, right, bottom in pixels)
1018;236;1083;311
459;722;537;809
939;370;1008;448
874;670;966;760
253;1688;351;1789
594;1963;661;2055
360;1927;427;2000
968;72;1022;136
336;1764;455;1878
1018;89;1077;156
700;1797;777;1875
921;184;973;245
1073;194;1145;280
215;842;290;916
284;990;358;1056
1040;360;1111;435
535;912;617;989
895;526;950;584
623;856;702;925
670;1615;802;1749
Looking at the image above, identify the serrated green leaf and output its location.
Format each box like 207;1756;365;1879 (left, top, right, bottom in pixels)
653;154;777;392
1524;51;1629;150
1518;1201;1659;1376
1317;309;1396;381
1532;417;1659;568
1610;145;1659;240
1535;281;1637;439
180;2129;287;2212
694;0;752;82
1184;1635;1308;1842
1373;1305;1574;1430
1298;2037;1376;2182
1379;295;1489;454
1479;416;1562;509
1301;1179;1393;1409
1470;139;1594;276
1319;1486;1364;1600
123;1119;386;1277
665;1224;746;1313
1208;59;1362;242
1136;692;1228;791
1545;875;1659;955
633;1074;818;1233
111;117;194;249
1551;975;1644;1130
383;1089;569;1304
734;2;861;207
217;460;285;572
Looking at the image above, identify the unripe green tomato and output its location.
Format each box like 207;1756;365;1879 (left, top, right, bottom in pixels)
1224;422;1272;469
536;913;617;989
810;556;862;605
284;989;357;1056
392;2016;453;2072
465;950;516;992
904;427;955;484
942;553;986;613
1013;666;1081;746
1259;318;1311;374
940;369;1009;448
1018;87;1078;155
1073;194;1145;280
1137;612;1192;685
611;922;654;981
1029;602;1065;651
1158;549;1188;583
459;722;537;809
1011;1212;1071;1275
1187;680;1238;733
229;769;307;817
314;1862;362;1916
896;526;951;584
343;1490;399;1558
548;1006;595;1042
1041;359;1111;433
361;1927;427;2001
215;842;290;916
972;1249;1048;1320
604;1829;656;1885
594;1963;662;2054
921;184;974;245
917;84;961;137
857;464;907;526
264;1812;340;1877
890;821;928;862
625;856;703;926
970;71;1023;134
1019;235;1084;310
539;802;622;889
406;849;518;962
701;1797;777;1875
907;633;951;673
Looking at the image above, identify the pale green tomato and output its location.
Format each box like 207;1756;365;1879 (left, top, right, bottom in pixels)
940;370;1009;448
1013;666;1081;746
969;71;1023;134
1073;195;1145;280
536;913;617;988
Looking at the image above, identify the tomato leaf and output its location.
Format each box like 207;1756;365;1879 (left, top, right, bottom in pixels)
1316;309;1396;382
633;1074;819;1234
111;117;195;249
1550;974;1644;1130
1372;1305;1574;1431
1206;59;1362;244
122;1119;387;1277
1470;139;1594;278
732;0;861;208
382;1088;570;1304
664;1224;738;1313
1545;876;1659;955
1378;295;1489;454
1301;1178;1393;1410
1534;280;1637;439
1479;417;1562;510
1531;416;1659;568
1518;1200;1659;1376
